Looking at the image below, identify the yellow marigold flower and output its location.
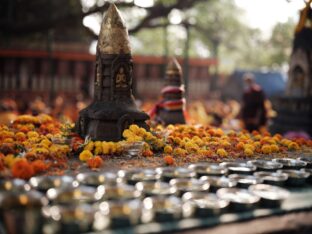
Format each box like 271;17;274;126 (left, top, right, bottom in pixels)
216;148;228;157
173;147;187;156
174;137;181;145
94;141;102;147
40;139;52;148
288;142;299;150
27;137;40;144
94;146;103;155
126;137;136;143
4;154;17;168
215;128;224;136
281;139;290;146
202;137;210;143
167;124;175;130
227;130;236;136
79;150;93;161
123;129;133;139
100;142;108;154
185;141;194;149
261;145;271;154
15;132;26;140
46;133;53;139
129;124;140;133
270;144;279;152
253;141;261;148
164;145;173;154
253;134;262;141
85;141;95;151
108;142;116;154
33;147;50;155
138;127;147;135
220;140;231;148
133;136;143;142
144;132;155;141
27;131;39;138
116;142;123;153
38;114;53;123
244;148;254;156
244;144;255;151
1;130;14;138
239;135;249;141
3;138;14;143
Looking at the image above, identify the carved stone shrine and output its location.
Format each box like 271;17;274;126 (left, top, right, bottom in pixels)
156;58;186;125
270;2;312;136
76;3;149;141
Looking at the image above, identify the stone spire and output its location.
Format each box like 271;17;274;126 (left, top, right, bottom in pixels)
98;3;131;54
166;57;182;76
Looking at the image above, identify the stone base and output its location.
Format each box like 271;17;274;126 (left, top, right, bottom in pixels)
270;97;312;136
158;109;186;125
76;100;149;141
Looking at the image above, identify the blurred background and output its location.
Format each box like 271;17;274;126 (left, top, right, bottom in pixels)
0;0;310;136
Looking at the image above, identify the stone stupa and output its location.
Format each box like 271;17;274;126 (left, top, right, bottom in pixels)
76;3;149;141
156;57;186;125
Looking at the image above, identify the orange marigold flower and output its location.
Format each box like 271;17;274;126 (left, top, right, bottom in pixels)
164;155;175;165
143;149;154;157
261;145;271;154
31;160;48;174
11;159;34;180
236;142;244;150
0;153;5;171
87;156;103;169
164;145;173;154
288;142;300;150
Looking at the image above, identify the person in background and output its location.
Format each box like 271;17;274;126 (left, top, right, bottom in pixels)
241;73;267;132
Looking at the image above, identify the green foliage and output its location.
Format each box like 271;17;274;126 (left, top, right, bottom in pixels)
131;0;296;73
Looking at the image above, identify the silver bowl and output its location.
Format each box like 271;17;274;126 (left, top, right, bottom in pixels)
247;160;283;171
76;172;119;187
135;181;176;197
216;188;260;211
220;162;256;175
228;174;263;188
169;178;210;196
118;168;160;185
200;176;237;192
182;192;229;217
94;199;142;229
273;158;307;169
29;175;75;191
0;190;48;234
301;168;312;183
98;183;142;200
156;167;196;182
47;185;103;204
298;156;312;168
0;178;28;192
254;171;288;187
143;195;183;222
277;169;310;186
188;163;228;177
249;184;289;207
42;203;95;233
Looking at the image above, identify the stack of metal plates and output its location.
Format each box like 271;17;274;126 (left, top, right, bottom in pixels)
0;156;312;234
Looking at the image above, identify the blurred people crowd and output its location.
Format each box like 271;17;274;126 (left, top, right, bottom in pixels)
0;95;91;125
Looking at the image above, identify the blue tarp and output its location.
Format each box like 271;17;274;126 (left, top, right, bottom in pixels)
222;70;286;100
